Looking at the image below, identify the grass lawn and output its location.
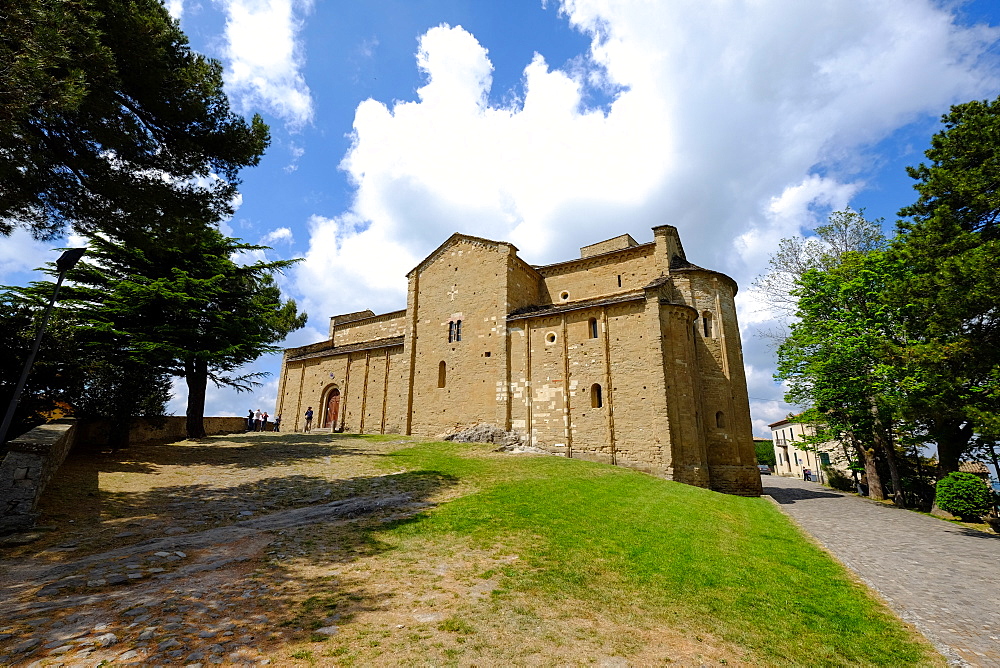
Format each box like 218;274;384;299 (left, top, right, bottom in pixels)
276;439;941;666
14;433;941;666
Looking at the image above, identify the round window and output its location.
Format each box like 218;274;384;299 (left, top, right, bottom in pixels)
545;332;557;344
560;291;570;301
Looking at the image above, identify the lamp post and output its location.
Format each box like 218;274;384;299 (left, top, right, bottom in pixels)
0;248;86;446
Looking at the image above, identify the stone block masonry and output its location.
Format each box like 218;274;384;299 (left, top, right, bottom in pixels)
0;420;76;534
277;226;763;496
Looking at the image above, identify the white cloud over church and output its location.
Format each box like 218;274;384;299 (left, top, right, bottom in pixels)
289;0;999;431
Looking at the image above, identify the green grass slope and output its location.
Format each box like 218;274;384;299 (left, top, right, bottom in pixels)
371;441;939;666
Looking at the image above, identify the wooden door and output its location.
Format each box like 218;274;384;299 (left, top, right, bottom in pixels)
324;389;341;429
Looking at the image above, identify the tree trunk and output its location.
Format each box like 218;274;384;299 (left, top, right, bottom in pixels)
849;431;884;500
880;432;905;506
862;447;885;500
987;441;1000;515
108;418;131;451
871;403;904;506
931;417;972;477
184;357;208;439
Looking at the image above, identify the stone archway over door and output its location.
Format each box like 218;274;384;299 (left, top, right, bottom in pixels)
324;389;341;429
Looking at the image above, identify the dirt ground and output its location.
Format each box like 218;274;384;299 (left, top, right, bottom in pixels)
0;432;742;666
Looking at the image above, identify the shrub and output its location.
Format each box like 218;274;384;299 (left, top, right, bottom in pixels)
823;466;855;492
935;472;993;519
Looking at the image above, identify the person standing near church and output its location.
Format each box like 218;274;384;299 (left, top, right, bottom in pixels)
247;409;254;431
273;414;281;432
304;407;314;432
254;408;263;432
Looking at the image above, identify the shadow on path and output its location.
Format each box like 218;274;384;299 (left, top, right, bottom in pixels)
763;485;844;504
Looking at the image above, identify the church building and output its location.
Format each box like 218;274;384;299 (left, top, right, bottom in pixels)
276;225;762;496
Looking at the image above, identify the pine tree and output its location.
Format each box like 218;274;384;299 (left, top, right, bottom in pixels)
0;0;269;239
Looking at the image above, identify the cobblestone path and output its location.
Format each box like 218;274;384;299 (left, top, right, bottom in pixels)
763;475;1000;667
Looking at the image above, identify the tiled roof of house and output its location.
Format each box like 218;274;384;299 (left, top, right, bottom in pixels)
958;461;990;475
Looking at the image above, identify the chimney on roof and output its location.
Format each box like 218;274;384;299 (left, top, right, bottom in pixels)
652;225;686;271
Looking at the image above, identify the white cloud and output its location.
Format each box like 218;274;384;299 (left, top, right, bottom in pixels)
261;226;294;245
165;0;184;20
284;143;306;173
218;0;314;127
0;230;63;283
294;4;999;425
358;36;379;60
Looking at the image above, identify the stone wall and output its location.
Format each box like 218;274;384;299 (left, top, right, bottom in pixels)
278;342;407;434
407;237;513;437
579;233;638;258
536;244;657;304
277;226;763;496
0;420;76;534
76;416;248;447
332;310;407;347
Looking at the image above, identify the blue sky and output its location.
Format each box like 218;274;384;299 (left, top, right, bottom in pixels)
3;0;1000;437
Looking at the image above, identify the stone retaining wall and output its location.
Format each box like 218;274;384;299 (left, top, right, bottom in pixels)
76;416;248;447
1;416;248;534
0;419;77;534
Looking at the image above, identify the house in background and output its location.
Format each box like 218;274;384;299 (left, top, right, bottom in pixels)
768;416;850;481
958;461;992;487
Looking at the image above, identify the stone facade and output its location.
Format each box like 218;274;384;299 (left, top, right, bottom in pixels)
277;226;762;496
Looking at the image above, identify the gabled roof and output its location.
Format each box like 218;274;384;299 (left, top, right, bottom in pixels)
406;233;520;278
532;241;655;275
959;461;990;475
286;335;405;362
507;290;646;320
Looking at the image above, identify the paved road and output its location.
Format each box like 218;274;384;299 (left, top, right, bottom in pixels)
763;475;1000;667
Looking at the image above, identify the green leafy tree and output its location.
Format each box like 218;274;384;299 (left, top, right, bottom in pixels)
934;471;993;519
1;287;169;447
776;251;908;504
752;209;885;321
0;0;269;239
72;355;172;450
46;223;307;438
754;440;776;467
761;211;902;501
892;97;1000;474
0;291;84;440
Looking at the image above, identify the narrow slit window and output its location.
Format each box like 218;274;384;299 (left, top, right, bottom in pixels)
617;274;622;287
455;319;462;341
588;317;598;339
591;383;603;408
448;321;455;343
715;411;725;428
438;361;446;388
702;311;714;338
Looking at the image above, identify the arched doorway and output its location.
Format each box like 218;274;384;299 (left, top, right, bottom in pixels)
324;388;341;429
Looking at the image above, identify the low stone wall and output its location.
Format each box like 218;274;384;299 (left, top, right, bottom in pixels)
76;416;248;447
1;416;248;534
0;419;77;534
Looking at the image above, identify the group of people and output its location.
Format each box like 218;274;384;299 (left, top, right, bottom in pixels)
244;406;319;433
247;409;280;432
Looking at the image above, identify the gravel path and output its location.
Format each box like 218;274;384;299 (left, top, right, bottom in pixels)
763;475;1000;667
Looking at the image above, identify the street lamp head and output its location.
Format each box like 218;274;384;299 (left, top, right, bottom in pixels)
56;248;86;274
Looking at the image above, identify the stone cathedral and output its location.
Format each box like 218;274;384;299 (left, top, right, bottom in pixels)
276;225;762;496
